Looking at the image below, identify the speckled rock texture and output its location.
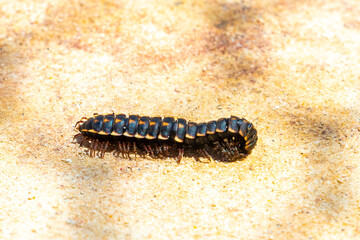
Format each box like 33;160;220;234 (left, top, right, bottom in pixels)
1;0;360;239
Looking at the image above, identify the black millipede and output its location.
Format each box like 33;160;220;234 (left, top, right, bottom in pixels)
73;114;258;162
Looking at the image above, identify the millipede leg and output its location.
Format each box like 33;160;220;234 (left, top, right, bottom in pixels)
104;141;110;153
137;143;146;158
163;144;170;156
89;139;96;157
122;142;127;158
150;146;155;157
160;144;167;155
219;140;227;150
113;150;119;157
114;142;121;157
199;148;213;162
177;148;184;163
94;139;99;149
144;145;155;157
80;137;88;147
144;145;150;155
117;142;123;157
97;142;103;158
126;142;131;158
218;140;233;159
133;142;137;159
155;145;162;155
94;139;101;157
100;142;108;158
72;133;82;143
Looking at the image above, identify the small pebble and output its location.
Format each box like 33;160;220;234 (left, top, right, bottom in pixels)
63;158;72;164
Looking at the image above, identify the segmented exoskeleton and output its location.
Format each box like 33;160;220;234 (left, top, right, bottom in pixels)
73;114;258;162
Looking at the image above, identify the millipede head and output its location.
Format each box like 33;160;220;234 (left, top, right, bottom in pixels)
75;117;88;130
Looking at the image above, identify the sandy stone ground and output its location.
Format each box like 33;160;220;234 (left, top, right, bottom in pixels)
1;0;360;239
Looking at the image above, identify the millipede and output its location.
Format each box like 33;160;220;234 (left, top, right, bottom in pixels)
73;114;258;162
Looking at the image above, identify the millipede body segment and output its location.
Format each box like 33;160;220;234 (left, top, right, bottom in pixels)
74;114;258;162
